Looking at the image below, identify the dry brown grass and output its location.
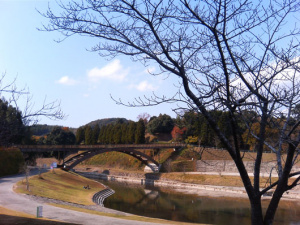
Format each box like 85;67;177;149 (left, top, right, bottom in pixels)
15;169;105;205
160;173;252;187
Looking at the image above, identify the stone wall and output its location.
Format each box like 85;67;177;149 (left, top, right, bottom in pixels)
196;160;299;176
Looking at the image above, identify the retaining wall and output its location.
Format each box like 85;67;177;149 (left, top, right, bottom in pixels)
76;170;300;200
196;160;299;176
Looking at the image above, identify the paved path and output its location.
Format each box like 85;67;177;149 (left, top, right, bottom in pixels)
0;170;164;225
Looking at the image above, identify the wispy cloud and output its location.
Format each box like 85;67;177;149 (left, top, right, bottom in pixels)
56;76;78;85
128;80;158;92
87;59;129;82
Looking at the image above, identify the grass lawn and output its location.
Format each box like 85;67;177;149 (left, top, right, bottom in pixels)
159;173;270;187
14;169;105;205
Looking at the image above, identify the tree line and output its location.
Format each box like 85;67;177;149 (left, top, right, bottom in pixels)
75;119;145;145
3;101;299;153
174;109;300;152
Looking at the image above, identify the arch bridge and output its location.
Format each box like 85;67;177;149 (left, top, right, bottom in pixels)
17;143;186;172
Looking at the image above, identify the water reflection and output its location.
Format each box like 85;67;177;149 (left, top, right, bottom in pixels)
97;180;300;225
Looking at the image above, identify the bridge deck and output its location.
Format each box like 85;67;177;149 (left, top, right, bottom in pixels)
16;143;186;152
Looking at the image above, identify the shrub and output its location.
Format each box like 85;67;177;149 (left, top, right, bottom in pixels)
171;160;195;172
0;148;24;177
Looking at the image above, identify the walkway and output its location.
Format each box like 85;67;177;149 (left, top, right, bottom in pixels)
0;170;165;225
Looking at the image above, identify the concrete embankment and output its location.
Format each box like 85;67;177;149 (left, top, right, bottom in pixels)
75;171;247;197
76;170;300;200
93;188;115;206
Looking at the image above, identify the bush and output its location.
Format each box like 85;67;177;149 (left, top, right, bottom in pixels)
171;160;195;172
0;148;24;177
179;148;202;160
185;136;198;144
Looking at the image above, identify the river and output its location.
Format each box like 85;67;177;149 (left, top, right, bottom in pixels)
95;179;300;225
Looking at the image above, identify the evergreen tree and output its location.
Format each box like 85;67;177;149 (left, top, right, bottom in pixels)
0;99;25;146
92;124;100;144
84;126;93;145
113;124;122;144
292;104;300;120
183;111;201;137
101;125;107;144
200;121;215;146
135;119;145;144
121;123;128;144
105;124;114;144
127;122;137;144
75;127;85;144
217;112;232;147
98;126;105;144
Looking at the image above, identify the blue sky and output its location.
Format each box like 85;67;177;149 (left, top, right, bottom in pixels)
0;0;179;128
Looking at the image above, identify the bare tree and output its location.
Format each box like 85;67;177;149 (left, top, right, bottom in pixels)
21;162;31;191
41;0;300;224
137;112;151;124
0;73;64;125
0;72;64;145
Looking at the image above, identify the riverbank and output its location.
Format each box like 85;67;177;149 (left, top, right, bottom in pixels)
74;167;300;201
2;168;299;225
5;169;201;225
75;168;300;225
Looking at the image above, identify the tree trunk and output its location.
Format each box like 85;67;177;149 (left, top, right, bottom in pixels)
263;191;283;225
232;157;264;225
250;197;264;225
25;168;30;191
263;142;295;224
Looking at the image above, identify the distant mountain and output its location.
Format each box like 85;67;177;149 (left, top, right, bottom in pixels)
84;118;130;128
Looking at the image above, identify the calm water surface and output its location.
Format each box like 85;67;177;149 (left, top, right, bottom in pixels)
97;180;300;225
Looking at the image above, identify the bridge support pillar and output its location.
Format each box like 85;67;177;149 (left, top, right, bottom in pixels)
144;163;160;173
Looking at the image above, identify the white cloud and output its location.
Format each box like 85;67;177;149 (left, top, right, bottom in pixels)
87;59;128;82
128;80;158;92
56;76;78;85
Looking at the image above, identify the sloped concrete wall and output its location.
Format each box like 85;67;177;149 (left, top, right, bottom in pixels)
196;160;300;175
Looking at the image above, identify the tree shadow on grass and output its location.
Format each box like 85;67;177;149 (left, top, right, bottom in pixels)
0;215;79;225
